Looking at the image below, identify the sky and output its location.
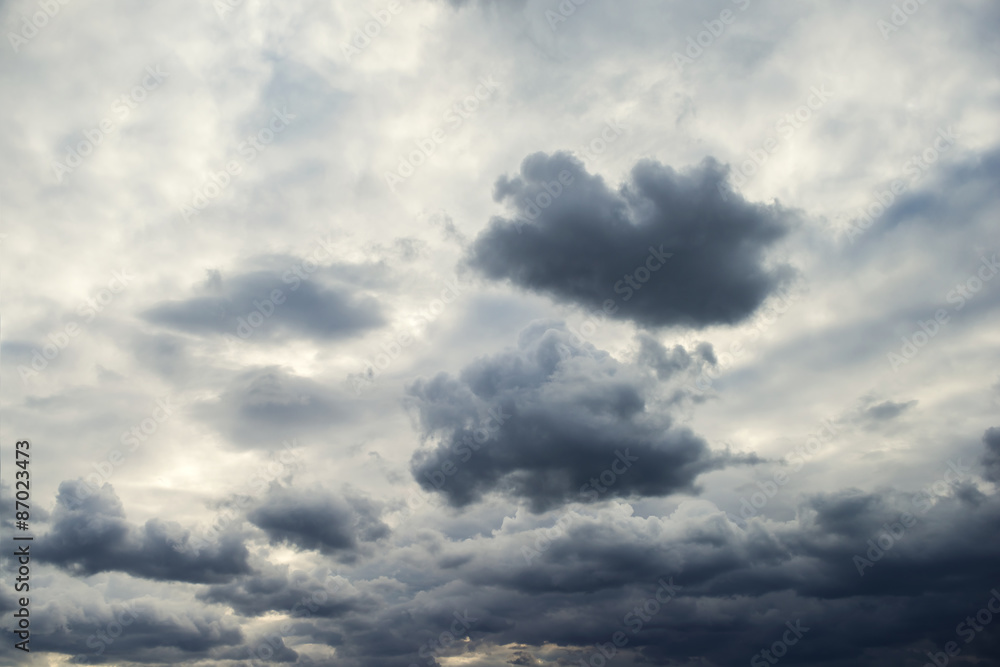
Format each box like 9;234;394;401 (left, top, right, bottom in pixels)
1;0;999;665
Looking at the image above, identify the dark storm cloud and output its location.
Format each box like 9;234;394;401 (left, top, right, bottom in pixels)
37;480;251;583
143;261;384;343
453;489;1000;665
7;595;247;666
192;366;348;448
982;427;1000;482
465;152;794;329
214;637;299;664
408;321;757;511
199;566;368;618
247;486;389;559
231;481;1000;667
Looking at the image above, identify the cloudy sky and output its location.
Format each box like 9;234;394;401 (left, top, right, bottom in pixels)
2;0;1000;665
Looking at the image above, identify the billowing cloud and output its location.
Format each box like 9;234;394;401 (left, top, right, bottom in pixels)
37;480;251;583
247;486;389;559
408;321;757;511
0;587;248;665
466;152;795;329
5;0;1000;664
198;565;368;619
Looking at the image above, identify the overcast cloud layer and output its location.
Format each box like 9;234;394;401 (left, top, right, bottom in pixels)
2;1;1000;666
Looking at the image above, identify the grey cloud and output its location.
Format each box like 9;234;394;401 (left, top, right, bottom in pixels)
11;594;246;665
144;262;384;343
9;1;1000;665
859;148;1000;246
199;566;368;619
408;321;757;511
37;480;251;584
247;486;389;559
244;483;1000;667
466;152;795;329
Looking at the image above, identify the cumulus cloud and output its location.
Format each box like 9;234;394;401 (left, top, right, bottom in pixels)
1;587;248;665
7;0;1000;664
247;486;389;559
198;566;366;618
408;321;757;511
37;480;251;583
466;152;795;329
216;487;1000;667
